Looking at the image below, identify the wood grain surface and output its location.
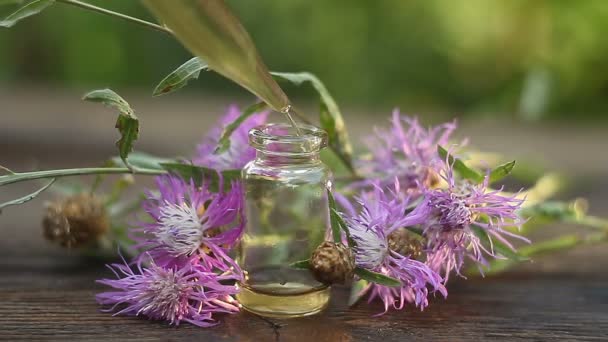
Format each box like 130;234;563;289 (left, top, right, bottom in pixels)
1;90;607;341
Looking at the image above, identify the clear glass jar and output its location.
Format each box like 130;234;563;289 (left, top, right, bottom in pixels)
237;123;332;317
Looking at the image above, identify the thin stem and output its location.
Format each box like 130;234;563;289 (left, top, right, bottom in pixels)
56;0;172;35
0;167;165;187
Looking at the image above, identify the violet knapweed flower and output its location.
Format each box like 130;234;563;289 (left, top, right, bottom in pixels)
96;256;240;327
135;175;244;273
341;183;447;313
353;110;456;194
194;104;268;170
423;158;528;280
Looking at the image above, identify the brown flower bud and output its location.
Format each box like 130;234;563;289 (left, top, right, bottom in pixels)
42;194;109;248
388;228;425;259
310;241;355;285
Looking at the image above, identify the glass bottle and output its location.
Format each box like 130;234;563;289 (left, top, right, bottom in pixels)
237;123;332;317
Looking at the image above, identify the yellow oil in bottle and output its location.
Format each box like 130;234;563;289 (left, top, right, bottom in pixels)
236;267;330;318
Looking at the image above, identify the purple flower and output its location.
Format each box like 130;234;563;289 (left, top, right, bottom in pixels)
353;110;456;194
96;255;240;327
194;104;268;170
134;175;244;273
423;158;528;280
341;183;446;313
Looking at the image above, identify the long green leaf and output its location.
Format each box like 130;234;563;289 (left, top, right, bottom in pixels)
142;0;290;113
160;162;240;192
0;179;55;213
152;57;208;96
215;102;267;154
0;0;54;28
83;89;139;169
271;72;354;172
326;189;355;246
438;146;483;183
332;208;356;247
489;160;516;183
354;267;401;287
470;225;529;262
327;189;342;243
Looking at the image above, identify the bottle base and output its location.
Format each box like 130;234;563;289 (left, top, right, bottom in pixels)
236;282;331;318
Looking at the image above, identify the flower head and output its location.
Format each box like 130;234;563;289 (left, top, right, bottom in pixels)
194;104;268;170
341;183;446;313
423;158;528;280
136;175;244;272
96;256;240;327
353;110;456;194
42;193;109;248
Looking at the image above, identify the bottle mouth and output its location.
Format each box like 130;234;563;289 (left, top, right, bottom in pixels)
249;123;328;155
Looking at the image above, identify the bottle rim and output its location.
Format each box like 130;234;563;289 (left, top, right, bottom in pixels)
248;123;328;154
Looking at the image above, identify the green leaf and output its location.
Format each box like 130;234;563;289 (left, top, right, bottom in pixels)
289;259;310;269
111;152;174;170
481;234;583;275
272;72;354;172
437;146;483;183
0;0;54;28
152;57;208;96
354;267;401;287
520;200;583;222
83;89;139;170
327;189;342;243
489;161;516;183
215;102;267;154
0;178;55;213
160;162;240;192
348;279;369;306
470;225;529;262
326;189;355;246
332;208;356;247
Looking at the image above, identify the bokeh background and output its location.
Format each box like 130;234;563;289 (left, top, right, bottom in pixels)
0;0;607;224
2;0;608;120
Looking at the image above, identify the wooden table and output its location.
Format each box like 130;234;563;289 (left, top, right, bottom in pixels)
1;236;607;341
1;90;607;341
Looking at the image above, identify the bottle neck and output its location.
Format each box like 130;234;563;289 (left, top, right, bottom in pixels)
255;150;321;166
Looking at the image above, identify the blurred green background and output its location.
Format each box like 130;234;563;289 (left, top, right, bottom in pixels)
1;0;608;121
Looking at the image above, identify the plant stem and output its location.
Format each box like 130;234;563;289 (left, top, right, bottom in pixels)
56;0;172;35
0;167;165;187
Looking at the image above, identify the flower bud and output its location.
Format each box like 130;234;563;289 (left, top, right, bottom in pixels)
310;241;355;285
42;193;109;248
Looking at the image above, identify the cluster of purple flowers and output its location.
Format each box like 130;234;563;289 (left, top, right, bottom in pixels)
97;103;526;324
341;110;526;313
96;105;267;326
